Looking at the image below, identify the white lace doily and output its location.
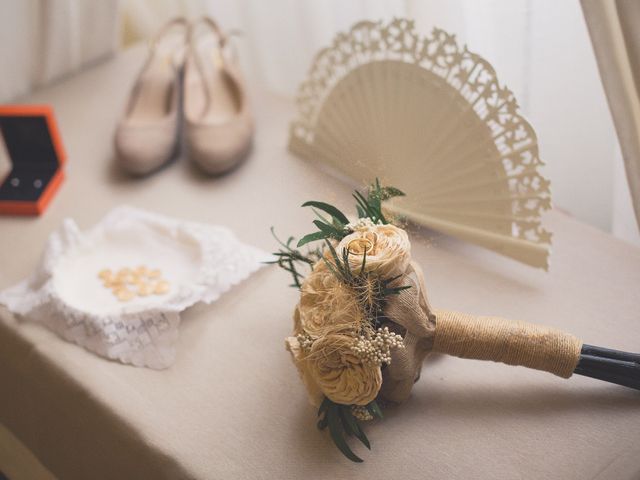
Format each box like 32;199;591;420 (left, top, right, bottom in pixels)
0;206;271;369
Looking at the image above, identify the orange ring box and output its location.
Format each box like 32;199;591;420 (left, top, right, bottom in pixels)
0;105;66;216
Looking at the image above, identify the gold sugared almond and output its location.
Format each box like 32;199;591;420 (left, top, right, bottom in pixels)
153;281;170;295
98;269;112;280
135;265;148;276
115;288;135;302
148;269;162;279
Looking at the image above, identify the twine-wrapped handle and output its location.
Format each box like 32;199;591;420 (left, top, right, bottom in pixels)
383;264;640;398
432;310;583;378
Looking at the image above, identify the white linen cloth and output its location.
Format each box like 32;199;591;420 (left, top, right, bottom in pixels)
0;206;269;369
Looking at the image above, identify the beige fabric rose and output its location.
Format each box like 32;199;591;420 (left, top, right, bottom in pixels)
298;262;363;337
288;227;426;407
285;333;324;407
306;334;382;405
336;224;411;279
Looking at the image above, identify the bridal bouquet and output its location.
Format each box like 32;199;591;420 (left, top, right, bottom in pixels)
271;180;639;462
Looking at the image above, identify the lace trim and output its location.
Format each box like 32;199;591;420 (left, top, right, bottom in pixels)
0;206;270;369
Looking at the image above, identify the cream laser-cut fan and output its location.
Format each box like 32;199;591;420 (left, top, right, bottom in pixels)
289;18;552;269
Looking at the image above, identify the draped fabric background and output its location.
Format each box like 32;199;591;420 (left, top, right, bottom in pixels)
0;0;638;245
0;0;119;102
581;0;640;239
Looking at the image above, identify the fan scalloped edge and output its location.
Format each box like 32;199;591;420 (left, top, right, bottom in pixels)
288;17;552;270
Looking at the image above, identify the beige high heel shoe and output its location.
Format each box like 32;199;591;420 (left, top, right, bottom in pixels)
114;18;188;175
184;18;253;175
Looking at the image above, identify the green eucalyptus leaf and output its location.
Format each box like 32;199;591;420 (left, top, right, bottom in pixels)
366;400;384;420
327;405;363;463
297;231;328;247
341;247;353;280
318;397;331;417
337;407;354;437
322;257;342;280
313;220;342;237
352;192;374;219
302;201;349;225
382;273;404;285
324;239;350;280
317;416;329;430
340;406;371;450
332;217;346;230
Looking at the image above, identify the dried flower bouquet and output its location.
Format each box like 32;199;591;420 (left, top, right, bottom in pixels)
271;180;640;462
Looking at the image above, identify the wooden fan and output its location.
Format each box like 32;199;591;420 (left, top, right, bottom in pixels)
289;18;552;269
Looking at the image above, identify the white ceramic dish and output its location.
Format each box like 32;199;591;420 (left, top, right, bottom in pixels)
0;206;269;368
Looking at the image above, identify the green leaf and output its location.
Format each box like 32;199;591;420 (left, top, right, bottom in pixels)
352;192;373;218
357;189;388;224
382;273;404;285
297;231;328;247
317;398;331;430
366;400;384;420
311;208;331;224
313;220;343;238
322;257;342;280
318;397;331;417
338;407;354;437
324;239;347;279
356;205;366;218
317;416;328;430
339;406;371;450
354;191;374;214
324;238;339;261
341;247;353;281
332;217;346;231
270;226;287;248
302;201;349;225
367;182;382;208
327;405;363;463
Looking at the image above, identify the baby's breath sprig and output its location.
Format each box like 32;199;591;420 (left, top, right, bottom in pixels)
351;405;374;422
351;327;405;366
346;217;377;231
296;332;314;351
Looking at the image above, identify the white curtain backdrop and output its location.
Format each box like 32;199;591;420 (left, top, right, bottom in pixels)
581;0;640;245
0;0;119;102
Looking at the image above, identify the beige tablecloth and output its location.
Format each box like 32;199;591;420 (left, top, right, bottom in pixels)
1;45;639;480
